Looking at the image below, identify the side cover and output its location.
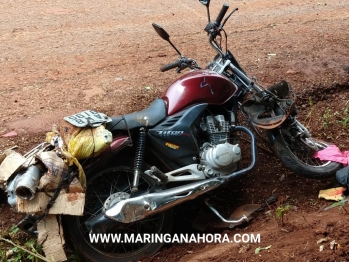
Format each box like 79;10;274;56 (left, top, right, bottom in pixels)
147;104;207;169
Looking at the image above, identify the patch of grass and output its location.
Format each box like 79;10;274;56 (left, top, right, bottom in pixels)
305;97;314;128
338;105;349;128
276;204;291;226
321;108;334;131
329;199;349;213
321;102;349;139
0;226;49;262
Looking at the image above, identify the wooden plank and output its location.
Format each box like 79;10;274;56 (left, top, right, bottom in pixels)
37;215;67;262
16;191;85;215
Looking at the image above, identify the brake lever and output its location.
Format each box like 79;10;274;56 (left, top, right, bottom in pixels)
176;66;184;73
221;8;238;28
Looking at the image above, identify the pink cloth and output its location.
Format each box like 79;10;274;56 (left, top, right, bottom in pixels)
313;145;349;166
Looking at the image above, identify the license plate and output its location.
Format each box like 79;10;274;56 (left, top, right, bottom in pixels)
64;110;112;127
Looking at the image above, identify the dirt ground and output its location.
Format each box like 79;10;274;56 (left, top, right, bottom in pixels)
1;0;349;261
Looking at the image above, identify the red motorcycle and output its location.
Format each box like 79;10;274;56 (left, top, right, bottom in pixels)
8;1;340;261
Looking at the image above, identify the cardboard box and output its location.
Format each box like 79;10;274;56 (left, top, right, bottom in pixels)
0;150;26;183
16;191;85;216
38;215;67;262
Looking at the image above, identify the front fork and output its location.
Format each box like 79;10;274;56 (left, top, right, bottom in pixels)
295;120;311;138
269;117;318;152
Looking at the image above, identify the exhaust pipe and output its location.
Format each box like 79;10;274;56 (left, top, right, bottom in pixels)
15;165;42;200
6;173;23;207
6;165;42;206
101;126;256;224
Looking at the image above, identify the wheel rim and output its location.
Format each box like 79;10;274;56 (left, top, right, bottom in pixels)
76;167;166;257
284;135;333;167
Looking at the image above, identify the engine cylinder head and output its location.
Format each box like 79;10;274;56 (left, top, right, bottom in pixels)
205;115;230;144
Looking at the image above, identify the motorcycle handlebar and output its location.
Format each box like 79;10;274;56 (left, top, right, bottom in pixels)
160;60;182;72
214;3;229;26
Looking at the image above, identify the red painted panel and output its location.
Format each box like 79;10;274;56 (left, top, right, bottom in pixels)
161;69;238;115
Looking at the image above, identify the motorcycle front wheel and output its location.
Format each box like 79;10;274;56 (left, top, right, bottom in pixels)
267;129;341;179
63;165;173;262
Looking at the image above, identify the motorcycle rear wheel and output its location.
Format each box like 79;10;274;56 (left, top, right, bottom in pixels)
63;165;173;262
268;129;341;179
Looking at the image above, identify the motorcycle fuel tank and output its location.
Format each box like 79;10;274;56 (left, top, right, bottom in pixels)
162;69;238;115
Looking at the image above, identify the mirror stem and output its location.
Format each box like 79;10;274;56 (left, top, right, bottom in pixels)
169;41;182;56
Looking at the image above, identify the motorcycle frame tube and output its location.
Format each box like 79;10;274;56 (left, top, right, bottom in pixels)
104;125;256;224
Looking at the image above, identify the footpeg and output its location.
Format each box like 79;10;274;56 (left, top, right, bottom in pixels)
150;166;168;184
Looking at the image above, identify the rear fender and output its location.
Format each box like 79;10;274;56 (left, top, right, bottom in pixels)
109;135;132;152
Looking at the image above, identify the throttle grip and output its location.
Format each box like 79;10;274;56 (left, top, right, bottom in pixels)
214;3;229;26
160;60;182;72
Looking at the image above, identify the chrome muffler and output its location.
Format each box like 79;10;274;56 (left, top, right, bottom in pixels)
105;178;223;223
102;126;256;224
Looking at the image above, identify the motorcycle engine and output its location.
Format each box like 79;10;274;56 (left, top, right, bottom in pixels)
199;115;241;177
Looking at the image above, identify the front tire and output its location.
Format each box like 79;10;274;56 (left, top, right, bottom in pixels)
63;166;173;262
268;129;341;179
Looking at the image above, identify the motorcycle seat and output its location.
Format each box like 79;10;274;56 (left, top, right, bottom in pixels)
106;98;167;131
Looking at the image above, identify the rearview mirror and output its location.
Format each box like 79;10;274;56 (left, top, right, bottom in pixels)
152;23;170;42
199;0;210;7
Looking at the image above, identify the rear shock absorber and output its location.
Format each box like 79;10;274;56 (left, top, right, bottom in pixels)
132;127;146;192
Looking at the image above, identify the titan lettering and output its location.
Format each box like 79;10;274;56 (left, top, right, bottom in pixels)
157;131;184;136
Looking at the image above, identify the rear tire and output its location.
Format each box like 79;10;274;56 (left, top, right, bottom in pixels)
268;129;341;179
63;165;173;262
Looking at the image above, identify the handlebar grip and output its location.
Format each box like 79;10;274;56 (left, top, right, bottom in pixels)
160;60;182;72
214;3;229;26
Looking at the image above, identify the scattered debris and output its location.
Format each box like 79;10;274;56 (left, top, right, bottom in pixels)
38;215;67;262
238;244;250;253
319;245;324;252
0;111;114;261
1;131;18;138
267;54;276;60
317;237;330;245
17;191;85;215
313;145;349;166
0;149;26;184
330;240;339;250
324;198;349;211
279;174;285;182
255;245;272;254
318;187;346;201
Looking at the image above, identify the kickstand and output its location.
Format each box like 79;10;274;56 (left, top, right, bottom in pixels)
204;199;249;228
